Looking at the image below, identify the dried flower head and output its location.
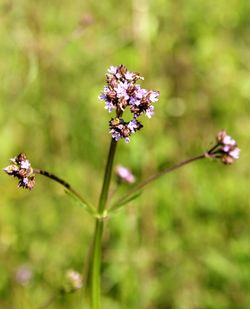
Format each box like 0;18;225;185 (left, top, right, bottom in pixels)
99;65;159;142
3;153;35;189
208;130;240;164
116;165;136;184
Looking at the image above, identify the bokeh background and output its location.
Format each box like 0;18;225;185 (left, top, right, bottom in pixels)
0;0;249;308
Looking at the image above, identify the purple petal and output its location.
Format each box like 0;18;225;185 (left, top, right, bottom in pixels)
127;119;138;132
116;165;135;183
115;81;130;100
223;135;236;146
105;101;115;112
145;105;154;118
124;71;134;81
229;148;240;159
110;130;122;141
20;160;31;169
149;91;159;103
107;66;118;74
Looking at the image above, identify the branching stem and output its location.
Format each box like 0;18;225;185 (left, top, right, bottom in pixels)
33;169;96;215
110;153;206;211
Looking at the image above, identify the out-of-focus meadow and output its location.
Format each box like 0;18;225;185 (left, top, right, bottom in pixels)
0;0;249;308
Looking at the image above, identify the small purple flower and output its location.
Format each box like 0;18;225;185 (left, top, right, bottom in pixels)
114;81;130;100
149;91;160;102
105;101;115;112
129;97;140;107
145;105;154;118
134;86;147;100
116;165;136;183
107;65;118;75
208;131;240;165
22;177;29;185
110;130;122;141
222;135;236;146
124;71;135;80
229;147;240;159
98;91;108;101
127;119;138;132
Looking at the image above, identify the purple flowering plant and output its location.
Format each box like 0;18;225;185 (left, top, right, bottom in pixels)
3;65;240;309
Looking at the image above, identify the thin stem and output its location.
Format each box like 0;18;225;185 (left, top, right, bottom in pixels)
90;219;103;309
110;153;206;211
207;143;220;154
33;169;96;215
98;139;117;214
90;138;117;309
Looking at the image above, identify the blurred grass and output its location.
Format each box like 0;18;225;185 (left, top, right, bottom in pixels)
0;0;249;308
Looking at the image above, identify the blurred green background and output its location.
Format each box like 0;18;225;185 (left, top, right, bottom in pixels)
0;0;249;308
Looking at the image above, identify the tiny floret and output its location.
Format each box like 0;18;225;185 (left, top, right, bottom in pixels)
229;147;240;160
21;160;31;169
99;64;159;142
107;66;118;75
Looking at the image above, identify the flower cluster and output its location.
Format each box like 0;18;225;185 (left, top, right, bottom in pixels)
99;65;159;142
208;130;240;164
109;118;143;143
3;153;35;189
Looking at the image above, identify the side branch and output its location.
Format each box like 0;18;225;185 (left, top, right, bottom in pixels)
33;169;96;215
110;153;206;211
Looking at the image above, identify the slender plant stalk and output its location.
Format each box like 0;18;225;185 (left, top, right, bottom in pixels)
90;138;117;309
110;153;206;211
90;219;103;309
33;169;96;215
98;139;117;214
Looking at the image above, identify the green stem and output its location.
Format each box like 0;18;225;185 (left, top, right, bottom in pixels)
90;219;103;309
33;169;96;215
110;153;206;211
98;139;117;214
90;138;117;309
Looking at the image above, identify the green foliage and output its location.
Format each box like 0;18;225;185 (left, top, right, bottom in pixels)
0;0;249;308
